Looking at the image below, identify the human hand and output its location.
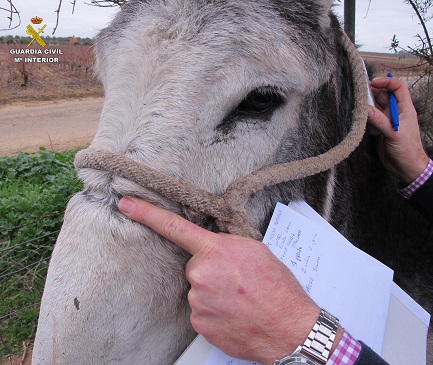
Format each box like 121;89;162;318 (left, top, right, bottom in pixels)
117;196;326;365
368;77;429;185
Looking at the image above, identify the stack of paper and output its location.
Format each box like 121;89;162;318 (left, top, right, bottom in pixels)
175;201;430;365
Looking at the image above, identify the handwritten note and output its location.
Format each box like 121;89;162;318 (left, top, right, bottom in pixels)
204;202;393;365
263;205;325;297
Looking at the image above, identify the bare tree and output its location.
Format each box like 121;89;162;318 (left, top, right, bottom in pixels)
0;0;20;31
0;0;124;35
52;0;124;34
391;1;433;144
391;1;433;66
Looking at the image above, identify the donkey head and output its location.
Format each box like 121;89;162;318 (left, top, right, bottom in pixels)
86;0;345;214
33;2;359;364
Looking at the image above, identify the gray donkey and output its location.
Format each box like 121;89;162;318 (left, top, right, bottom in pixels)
32;0;432;364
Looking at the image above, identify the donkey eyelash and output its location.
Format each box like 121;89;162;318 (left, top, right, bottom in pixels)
217;86;286;130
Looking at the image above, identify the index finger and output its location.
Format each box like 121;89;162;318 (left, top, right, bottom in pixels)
118;196;216;255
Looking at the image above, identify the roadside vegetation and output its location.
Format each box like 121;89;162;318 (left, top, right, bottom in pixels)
0;148;82;359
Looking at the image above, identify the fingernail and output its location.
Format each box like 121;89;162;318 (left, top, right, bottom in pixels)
367;106;375;118
118;197;135;214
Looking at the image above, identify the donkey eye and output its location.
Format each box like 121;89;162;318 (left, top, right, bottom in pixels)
218;87;285;130
237;89;283;115
217;87;285;131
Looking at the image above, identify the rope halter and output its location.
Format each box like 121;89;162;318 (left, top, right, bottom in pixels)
74;32;369;241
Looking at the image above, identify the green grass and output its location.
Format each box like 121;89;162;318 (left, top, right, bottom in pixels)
0;148;83;358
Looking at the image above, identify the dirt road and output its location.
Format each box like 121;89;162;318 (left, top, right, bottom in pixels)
0;97;104;156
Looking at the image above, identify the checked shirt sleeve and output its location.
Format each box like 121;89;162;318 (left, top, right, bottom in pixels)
399;159;433;199
328;331;361;365
327;331;390;365
399;159;433;222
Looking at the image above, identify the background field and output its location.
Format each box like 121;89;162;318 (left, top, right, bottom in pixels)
0;44;103;106
362;52;422;76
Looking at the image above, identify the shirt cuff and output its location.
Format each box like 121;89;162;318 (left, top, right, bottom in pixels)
399;159;433;199
327;330;361;365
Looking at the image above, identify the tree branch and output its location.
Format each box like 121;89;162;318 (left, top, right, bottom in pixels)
52;0;63;35
406;0;433;62
1;0;125;34
0;0;21;31
71;0;77;14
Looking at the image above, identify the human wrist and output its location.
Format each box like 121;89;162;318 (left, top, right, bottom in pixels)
263;304;320;365
269;308;341;365
396;151;430;186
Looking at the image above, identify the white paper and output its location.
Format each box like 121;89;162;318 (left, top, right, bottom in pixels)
265;203;393;352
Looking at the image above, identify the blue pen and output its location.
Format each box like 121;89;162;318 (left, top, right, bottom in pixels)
387;73;399;131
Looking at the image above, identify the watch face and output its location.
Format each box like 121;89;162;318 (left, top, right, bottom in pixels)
278;355;317;365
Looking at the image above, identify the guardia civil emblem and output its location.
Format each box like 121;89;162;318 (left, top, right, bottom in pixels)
26;16;47;47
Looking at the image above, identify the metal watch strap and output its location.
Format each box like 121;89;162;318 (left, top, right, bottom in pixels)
273;309;339;365
299;309;339;363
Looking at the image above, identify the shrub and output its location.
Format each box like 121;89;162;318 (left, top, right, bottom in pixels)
0;148;82;358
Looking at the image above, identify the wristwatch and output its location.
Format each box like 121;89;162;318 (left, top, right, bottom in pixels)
273;309;339;365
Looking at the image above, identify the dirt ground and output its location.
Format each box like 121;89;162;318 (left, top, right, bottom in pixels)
0;97;103;156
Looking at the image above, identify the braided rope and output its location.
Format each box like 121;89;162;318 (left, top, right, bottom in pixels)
74;32;368;240
222;32;368;208
74;149;262;239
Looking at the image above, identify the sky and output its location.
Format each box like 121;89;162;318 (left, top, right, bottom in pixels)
0;0;428;53
333;1;425;53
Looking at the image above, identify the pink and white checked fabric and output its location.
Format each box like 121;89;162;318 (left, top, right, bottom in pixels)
328;330;361;365
400;159;433;199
